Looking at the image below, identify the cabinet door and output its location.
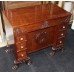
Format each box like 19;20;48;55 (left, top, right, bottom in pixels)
27;28;51;53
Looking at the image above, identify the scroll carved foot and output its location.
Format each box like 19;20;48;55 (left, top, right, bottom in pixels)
5;45;9;53
12;64;19;70
50;51;55;56
61;48;64;52
50;47;56;56
25;57;31;65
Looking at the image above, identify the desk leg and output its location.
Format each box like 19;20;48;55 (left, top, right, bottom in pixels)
25;57;31;65
12;57;31;70
12;63;19;70
50;47;56;56
50;46;64;56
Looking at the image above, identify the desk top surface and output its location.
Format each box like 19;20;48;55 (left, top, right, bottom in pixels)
3;3;71;28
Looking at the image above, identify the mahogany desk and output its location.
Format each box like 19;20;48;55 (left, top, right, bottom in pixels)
3;3;71;69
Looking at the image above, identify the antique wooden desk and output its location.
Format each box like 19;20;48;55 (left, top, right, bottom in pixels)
3;3;71;69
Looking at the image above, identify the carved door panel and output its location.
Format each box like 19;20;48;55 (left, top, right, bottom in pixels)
27;28;50;53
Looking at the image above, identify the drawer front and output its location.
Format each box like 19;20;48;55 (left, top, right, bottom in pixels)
52;25;67;48
58;23;68;31
57;30;67;39
15;43;27;52
56;38;65;46
17;51;27;61
14;34;27;52
15;36;27;43
14;27;27;44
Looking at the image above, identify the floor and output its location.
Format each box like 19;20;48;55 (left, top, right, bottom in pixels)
0;29;74;72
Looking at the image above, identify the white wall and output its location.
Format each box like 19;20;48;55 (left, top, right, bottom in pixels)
71;2;74;30
0;14;7;47
0;14;3;42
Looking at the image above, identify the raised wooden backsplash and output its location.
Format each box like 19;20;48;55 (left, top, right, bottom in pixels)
4;1;42;9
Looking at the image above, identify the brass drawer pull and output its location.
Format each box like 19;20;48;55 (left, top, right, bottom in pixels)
63;26;65;29
20;38;27;42
20;38;24;40
21;54;24;57
21;46;24;49
59;41;62;43
61;33;64;36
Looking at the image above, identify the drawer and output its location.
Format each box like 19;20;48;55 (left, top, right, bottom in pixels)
56;38;65;46
17;51;27;61
15;36;27;43
15;43;27;52
57;30;66;39
58;23;68;31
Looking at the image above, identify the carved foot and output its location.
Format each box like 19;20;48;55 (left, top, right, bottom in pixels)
5;45;10;53
50;51;55;56
12;64;19;70
61;48;64;52
12;57;31;70
14;60;19;64
58;46;64;52
50;47;56;56
25;57;31;65
25;60;31;65
52;47;56;51
5;49;9;53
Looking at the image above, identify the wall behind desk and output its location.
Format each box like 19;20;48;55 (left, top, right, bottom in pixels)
4;1;42;9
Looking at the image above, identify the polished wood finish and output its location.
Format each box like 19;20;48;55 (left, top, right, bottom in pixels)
3;3;71;64
4;1;42;9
